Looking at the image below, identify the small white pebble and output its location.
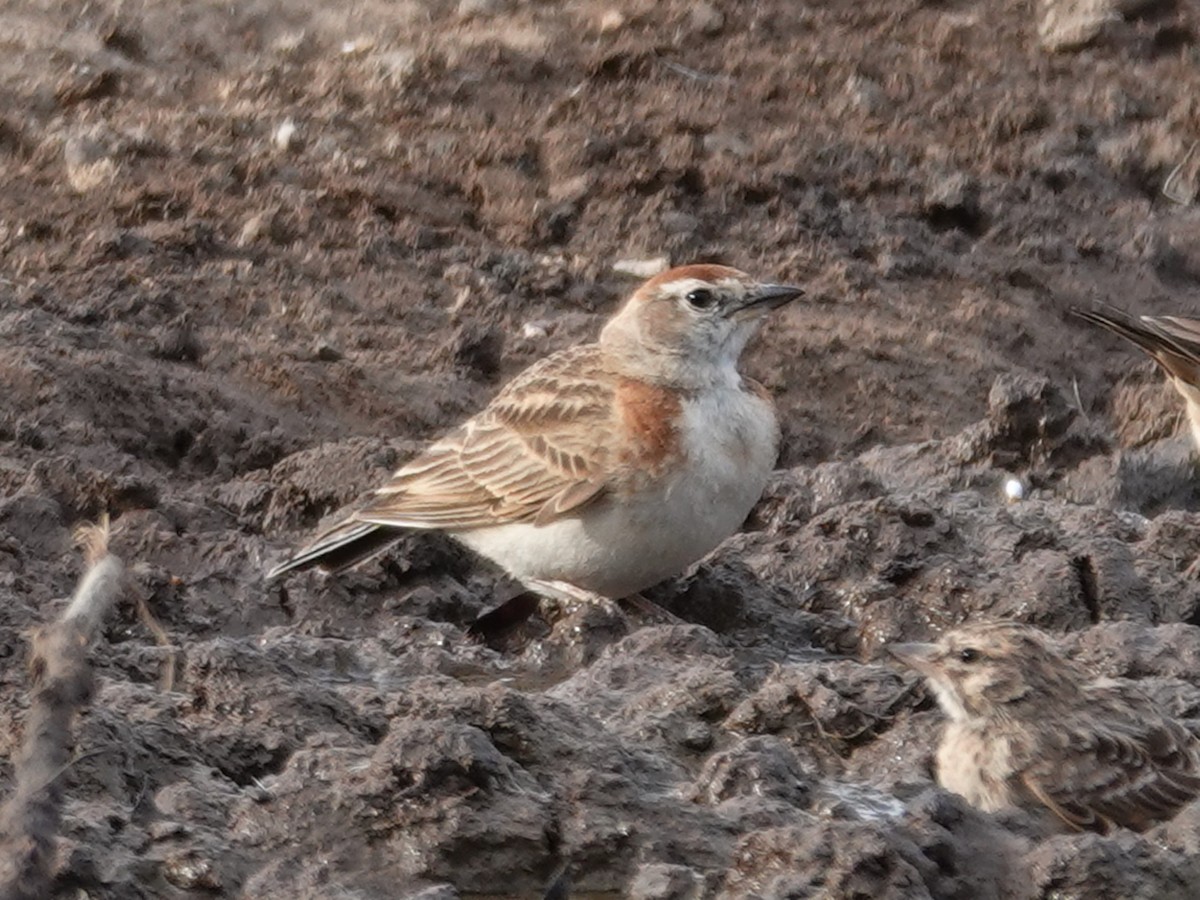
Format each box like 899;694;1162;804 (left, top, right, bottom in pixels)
274;119;298;152
239;212;269;246
341;37;374;55
612;256;670;279
271;30;309;55
1003;477;1025;502
598;9;626;33
1038;0;1120;53
522;321;550;340
689;1;725;35
375;48;418;87
63;129;119;194
457;0;507;17
449;286;472;314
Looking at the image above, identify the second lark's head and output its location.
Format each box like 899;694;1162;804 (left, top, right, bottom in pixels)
600;264;804;388
889;622;1089;724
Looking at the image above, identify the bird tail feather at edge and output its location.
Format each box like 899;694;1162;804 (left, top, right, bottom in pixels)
266;519;403;580
1074;305;1200;365
1073;306;1164;352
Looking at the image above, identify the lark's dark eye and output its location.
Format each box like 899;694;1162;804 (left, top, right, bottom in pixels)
958;648;980;663
685;288;717;311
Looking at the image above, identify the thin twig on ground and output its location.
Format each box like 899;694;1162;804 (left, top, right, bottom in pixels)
0;518;124;900
1163;141;1197;205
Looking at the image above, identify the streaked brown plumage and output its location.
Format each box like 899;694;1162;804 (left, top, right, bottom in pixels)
890;621;1200;833
1074;305;1200;450
268;265;803;600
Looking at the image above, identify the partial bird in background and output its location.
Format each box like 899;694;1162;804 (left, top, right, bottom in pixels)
1074;305;1200;450
890;621;1200;833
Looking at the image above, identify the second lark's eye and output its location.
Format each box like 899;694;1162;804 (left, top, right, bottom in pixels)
958;648;980;663
685;288;717;311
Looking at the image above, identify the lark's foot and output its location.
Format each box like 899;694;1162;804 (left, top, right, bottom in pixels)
467;580;687;645
525;578;623;615
467;580;617;645
527;579;688;625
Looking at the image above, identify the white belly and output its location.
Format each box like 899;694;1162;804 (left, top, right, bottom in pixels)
455;385;779;598
938;724;1016;813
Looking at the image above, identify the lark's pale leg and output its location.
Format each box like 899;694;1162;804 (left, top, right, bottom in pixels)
527;579;685;625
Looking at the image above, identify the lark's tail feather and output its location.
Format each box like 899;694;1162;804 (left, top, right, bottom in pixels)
267;519;403;580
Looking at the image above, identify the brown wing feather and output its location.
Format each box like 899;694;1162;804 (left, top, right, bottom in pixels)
1020;770;1107;832
1018;704;1200;832
353;345;617;531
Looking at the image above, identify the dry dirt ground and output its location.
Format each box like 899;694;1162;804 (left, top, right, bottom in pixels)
4;0;1200;897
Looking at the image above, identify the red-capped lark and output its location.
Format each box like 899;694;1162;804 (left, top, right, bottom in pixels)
268;265;803;606
890;622;1200;833
1075;306;1200;451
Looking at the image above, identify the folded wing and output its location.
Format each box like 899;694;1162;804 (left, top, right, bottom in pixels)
267;347;617;578
1019;706;1200;832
